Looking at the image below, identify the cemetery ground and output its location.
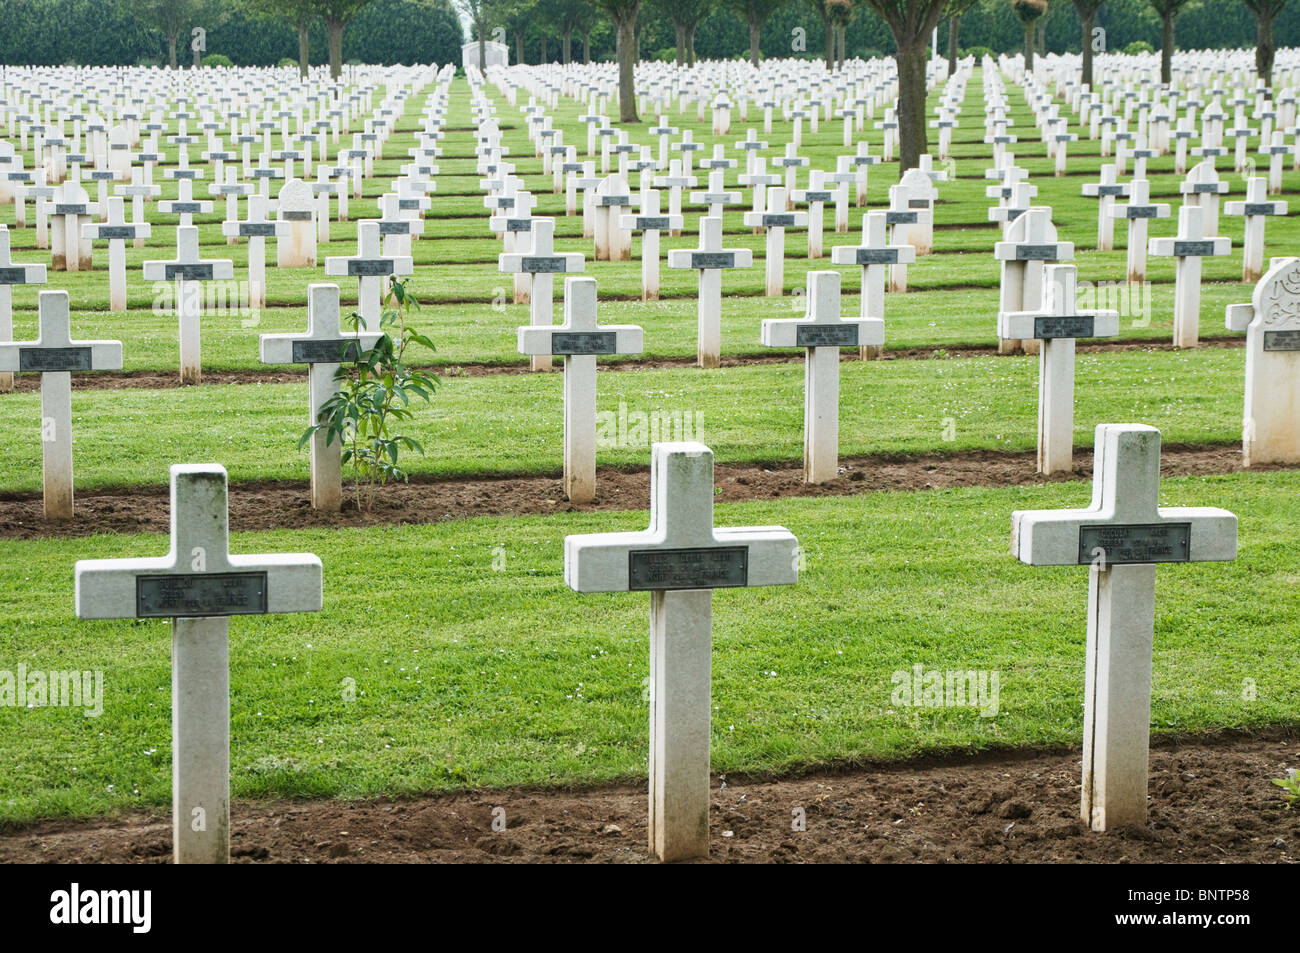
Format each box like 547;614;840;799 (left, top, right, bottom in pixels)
1;67;1299;864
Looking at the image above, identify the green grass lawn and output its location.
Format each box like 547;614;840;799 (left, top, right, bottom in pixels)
1;70;1296;830
0;469;1294;826
0;345;1248;491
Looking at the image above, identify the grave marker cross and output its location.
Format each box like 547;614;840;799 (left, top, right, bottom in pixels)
75;464;323;863
1012;424;1237;831
517;277;643;503
0;290;121;519
565;443;798;861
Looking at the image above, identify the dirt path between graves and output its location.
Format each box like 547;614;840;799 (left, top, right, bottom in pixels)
4;337;1248;393
0;443;1288;541
0;729;1294;863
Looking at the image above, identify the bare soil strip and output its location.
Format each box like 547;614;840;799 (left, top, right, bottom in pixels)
0;443;1282;541
1;729;1293;863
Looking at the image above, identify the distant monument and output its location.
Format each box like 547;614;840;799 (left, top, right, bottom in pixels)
462;40;509;71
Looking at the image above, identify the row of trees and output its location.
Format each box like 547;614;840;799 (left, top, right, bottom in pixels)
3;0;1299;169
1001;0;1287;87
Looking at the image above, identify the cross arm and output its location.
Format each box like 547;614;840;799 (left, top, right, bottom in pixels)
324;255;414;278
75;552;323;620
1150;232;1233;256
517;323;643;357
499;251;585;274
564;526;798;594
260;329;383;364
1011;506;1237;567
1225;302;1254;332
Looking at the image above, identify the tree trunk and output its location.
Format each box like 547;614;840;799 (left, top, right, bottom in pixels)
749;17;760;66
167;30;178;69
675;22;686;65
1160;12;1173;85
947;13;961;74
478;24;486;69
823;17;833;68
616;12;639;123
1023;21;1035;70
563;29;572;64
583;32;591;64
1257;12;1275;88
1079;9;1093;87
1035;17;1046;56
686;24;697;65
838;24;846;68
298;23;310;78
515;30;525;65
327;19;344;79
896;40;929;171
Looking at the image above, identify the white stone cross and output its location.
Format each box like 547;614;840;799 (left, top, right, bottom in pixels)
377;192;425;259
210;168;254;246
82;195;151;312
851;141;880;207
500;217;585;373
667;216;752;368
1110;178;1171;283
490;187;538;304
517;276;642;503
738;157;781;235
221;193;276;310
0;290;121;518
565;442;798;861
158;177;212;228
774;143;809;209
620;190;683;302
1081;164;1129;252
75;463;322;863
261;283;382;511
0;225;48;393
831;210;915;360
690;168;742;220
994;207;1074;355
1225;256;1300;465
791;169;833;259
1000;265;1120;473
1149;204;1231;348
142;226;235;384
651;160;694;237
760;270;878;483
1011;423;1237;831
115;168;160;249
1258;130;1293;194
324;220;414;331
50;179;97;272
883;184;931;294
1179;158;1229;238
743;187;806;297
1223;176;1287;282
